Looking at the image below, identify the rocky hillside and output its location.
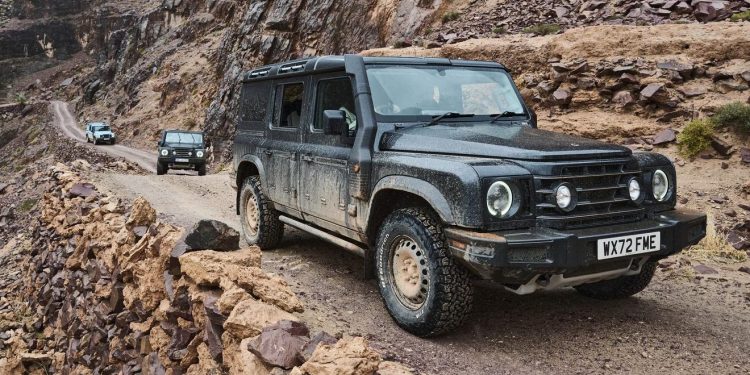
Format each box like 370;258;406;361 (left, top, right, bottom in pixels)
4;0;748;159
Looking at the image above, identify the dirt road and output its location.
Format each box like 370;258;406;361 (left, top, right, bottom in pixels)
50;100;158;173
54;103;750;374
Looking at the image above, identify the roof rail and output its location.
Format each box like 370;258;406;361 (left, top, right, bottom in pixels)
248;68;271;78
278;62;306;74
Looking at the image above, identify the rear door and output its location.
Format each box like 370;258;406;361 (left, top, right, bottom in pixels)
298;74;357;227
262;78;307;213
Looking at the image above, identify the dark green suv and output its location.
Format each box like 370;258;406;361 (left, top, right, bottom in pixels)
156;130;207;176
232;55;707;337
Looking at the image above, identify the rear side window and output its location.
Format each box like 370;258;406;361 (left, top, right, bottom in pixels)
314;77;356;132
239;82;270;124
273;83;304;129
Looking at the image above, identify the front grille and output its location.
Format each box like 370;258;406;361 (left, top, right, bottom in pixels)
101;134;110;139
534;162;645;229
174;149;193;157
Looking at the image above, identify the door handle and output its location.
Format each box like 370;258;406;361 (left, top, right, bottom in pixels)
301;154;313;162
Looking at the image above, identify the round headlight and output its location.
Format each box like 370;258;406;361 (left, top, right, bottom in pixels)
652;170;670;201
196;151;204;158
555;184;573;210
160;149;168;156
487;181;514;218
628;178;641;201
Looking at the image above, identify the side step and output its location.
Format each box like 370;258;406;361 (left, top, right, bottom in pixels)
279;215;367;258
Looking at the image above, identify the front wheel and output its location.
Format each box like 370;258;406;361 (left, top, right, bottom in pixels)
574;261;657;300
197;164;206;176
375;207;473;337
239;176;283;250
156;161;167;175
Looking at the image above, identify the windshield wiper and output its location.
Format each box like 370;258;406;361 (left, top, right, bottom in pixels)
490;111;525;123
412;112;475;128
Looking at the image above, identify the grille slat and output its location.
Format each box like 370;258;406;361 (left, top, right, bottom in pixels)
534;161;644;229
174;149;193;157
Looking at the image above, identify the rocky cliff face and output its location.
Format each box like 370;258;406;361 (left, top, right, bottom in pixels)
64;0;440;155
11;0;94;19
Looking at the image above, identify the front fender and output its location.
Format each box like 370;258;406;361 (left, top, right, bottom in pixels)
235;154;268;215
369;175;456;224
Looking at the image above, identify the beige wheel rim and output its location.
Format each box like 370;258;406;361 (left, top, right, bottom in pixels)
244;192;260;237
391;236;429;309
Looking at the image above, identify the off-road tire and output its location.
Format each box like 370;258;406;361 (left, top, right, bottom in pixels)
93;138;99;145
156;162;167;175
197;164;207;176
111;139;116;145
375;207;473;337
574;261;657;300
240;175;284;250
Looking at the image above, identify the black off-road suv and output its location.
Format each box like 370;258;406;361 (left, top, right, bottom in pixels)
156;130;207;176
232;55;706;337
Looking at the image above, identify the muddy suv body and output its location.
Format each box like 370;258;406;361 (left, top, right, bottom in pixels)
156;130;207;176
232;55;707;336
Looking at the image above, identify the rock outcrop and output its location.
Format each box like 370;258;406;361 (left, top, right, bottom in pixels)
0;164;409;374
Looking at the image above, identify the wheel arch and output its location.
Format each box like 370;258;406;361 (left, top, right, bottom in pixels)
235;155;267;215
365;176;455;243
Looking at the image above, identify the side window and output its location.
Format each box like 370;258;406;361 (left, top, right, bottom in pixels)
240;82;270;123
314;77;356;134
273;83;304;129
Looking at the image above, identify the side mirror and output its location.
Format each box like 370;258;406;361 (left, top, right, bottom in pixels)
157;141;163;147
323;110;347;136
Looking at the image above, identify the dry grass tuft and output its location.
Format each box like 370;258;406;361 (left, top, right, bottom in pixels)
684;215;747;263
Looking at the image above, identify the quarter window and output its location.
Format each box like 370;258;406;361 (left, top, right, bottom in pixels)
274;83;304;128
314;77;356;133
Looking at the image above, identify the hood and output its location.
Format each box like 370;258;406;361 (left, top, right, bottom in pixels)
379;123;631;161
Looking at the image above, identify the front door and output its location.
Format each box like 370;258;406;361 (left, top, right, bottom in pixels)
262;79;306;212
298;75;357;227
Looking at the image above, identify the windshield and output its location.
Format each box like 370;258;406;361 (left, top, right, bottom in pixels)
165;132;204;144
366;65;525;121
93;126;111;132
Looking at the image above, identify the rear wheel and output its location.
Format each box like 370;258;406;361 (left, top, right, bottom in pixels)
156;161;167;175
239;176;283;250
375;207;473;337
574;261;657;300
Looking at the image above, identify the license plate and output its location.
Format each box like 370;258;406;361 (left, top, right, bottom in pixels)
175;158;189;163
597;232;660;260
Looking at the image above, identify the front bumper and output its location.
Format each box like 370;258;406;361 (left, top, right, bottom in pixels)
444;209;706;284
158;157;205;169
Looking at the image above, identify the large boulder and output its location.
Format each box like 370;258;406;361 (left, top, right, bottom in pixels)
294;337;382;375
126;196;156;227
185;220;240;251
223;299;299;340
249;320;310;369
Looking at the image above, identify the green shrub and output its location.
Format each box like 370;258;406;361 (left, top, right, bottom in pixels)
442;11;460;23
522;23;561;36
14;92;27;105
711;102;750;134
19;198;38;213
677;119;714;158
492;26;506;34
730;10;750;22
